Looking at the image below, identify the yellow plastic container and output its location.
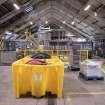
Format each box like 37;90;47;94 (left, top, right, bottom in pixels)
12;56;64;98
31;65;47;97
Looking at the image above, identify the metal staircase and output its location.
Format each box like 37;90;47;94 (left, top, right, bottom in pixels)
25;31;39;49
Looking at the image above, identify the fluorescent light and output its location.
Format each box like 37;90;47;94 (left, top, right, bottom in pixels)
13;3;20;10
71;21;75;25
62;21;66;24
45;21;48;24
25;31;27;34
27;45;30;48
5;31;12;35
67;34;75;37
84;5;91;11
94;12;97;17
29;21;33;25
66;33;75;37
77;38;86;42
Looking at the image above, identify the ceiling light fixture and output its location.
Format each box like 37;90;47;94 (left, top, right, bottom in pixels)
66;34;75;37
94;12;97;17
29;21;33;25
84;5;91;11
25;31;27;34
45;21;48;24
77;38;86;42
62;21;66;24
5;31;12;35
71;21;75;25
13;3;20;10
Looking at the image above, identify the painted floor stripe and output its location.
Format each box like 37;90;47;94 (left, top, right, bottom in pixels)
67;92;105;95
66;96;72;105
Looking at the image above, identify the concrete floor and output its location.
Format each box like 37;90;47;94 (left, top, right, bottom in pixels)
0;66;105;105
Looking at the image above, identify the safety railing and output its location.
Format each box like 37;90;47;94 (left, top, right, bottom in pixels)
23;49;73;65
0;50;88;65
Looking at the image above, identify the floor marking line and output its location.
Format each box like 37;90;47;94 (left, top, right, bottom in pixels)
67;92;105;95
66;96;72;105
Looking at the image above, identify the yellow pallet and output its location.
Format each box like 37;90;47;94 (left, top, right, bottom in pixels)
12;56;64;98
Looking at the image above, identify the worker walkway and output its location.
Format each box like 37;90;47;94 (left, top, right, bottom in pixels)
0;66;105;105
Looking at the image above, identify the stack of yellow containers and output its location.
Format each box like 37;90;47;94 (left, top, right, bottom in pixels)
12;56;64;98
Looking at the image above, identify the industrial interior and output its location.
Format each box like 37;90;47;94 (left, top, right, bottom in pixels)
1;0;105;105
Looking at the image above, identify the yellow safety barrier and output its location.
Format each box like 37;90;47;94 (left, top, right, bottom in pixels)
24;50;73;64
24;49;53;56
23;50;88;64
78;50;88;61
12;56;64;98
57;50;73;65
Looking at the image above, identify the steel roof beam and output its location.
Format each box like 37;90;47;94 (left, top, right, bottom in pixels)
51;11;93;39
0;0;7;5
0;0;42;24
0;0;50;31
14;8;52;33
53;1;105;34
